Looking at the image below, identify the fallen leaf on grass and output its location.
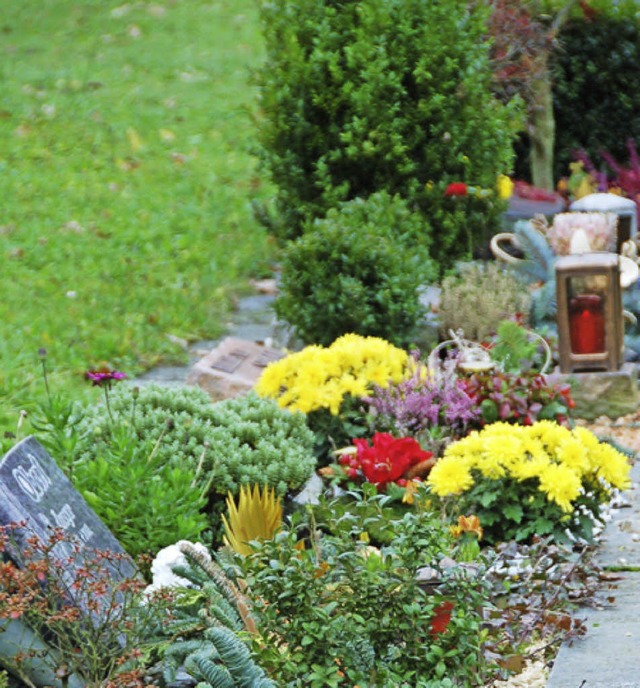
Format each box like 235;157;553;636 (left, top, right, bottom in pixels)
127;127;144;152
116;157;141;171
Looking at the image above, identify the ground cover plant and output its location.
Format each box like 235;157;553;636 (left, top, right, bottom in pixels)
0;0;273;434
33;381;316;554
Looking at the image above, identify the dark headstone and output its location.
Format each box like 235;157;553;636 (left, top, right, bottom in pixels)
0;436;136;592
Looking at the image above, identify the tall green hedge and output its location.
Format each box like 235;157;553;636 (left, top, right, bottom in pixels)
254;0;516;266
551;15;640;181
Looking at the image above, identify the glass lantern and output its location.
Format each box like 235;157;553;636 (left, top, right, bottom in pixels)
555;253;623;373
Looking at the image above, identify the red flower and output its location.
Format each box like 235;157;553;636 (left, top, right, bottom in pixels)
430;601;454;636
444;182;468;197
352;433;432;490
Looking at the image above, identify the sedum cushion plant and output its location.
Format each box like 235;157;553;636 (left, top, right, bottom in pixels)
427;420;631;544
73;385;316;541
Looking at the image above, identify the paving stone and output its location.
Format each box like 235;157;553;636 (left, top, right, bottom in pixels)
548;461;640;688
134;365;191;387
188;337;285;401
597;462;640;568
547;572;640;688
556;363;640;420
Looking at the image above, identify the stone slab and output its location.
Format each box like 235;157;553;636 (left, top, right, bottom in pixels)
547;572;640;688
188;336;285;401
596;462;640;568
556;362;640;420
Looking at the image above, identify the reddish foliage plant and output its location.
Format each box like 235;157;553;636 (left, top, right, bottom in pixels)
0;523;174;688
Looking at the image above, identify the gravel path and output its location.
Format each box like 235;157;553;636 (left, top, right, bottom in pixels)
575;411;640;455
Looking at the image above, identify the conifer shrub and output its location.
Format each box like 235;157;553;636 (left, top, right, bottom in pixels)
254;0;516;267
275;193;435;347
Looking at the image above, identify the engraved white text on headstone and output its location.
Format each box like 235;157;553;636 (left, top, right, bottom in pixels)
12;454;52;502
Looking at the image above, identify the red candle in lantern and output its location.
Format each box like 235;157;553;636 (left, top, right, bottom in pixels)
569;294;605;354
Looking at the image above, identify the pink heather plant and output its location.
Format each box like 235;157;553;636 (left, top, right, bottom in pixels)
363;354;480;454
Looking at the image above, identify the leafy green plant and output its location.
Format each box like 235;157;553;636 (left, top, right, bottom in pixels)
438;263;532;342
71;385;316;543
275;193;436;347
240;492;489;686
489;319;551;374
74;424;209;558
254;0;516;266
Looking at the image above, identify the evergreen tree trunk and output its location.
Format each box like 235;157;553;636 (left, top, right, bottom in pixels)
528;61;555;191
527;0;578;191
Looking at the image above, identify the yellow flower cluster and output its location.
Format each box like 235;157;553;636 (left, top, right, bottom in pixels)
428;421;631;513
255;334;408;414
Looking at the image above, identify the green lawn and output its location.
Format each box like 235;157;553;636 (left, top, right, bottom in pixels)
0;0;273;431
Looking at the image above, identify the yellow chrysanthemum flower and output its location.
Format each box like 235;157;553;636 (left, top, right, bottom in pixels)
254;334;408;414
510;453;551;482
537;463;582;512
556;436;590;475
484;434;525;468
594;443;632;490
529;420;570;453
427;456;474;496
475;448;507;479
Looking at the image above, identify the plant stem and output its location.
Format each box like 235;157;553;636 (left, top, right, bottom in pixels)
41;357;51;404
104;384;114;424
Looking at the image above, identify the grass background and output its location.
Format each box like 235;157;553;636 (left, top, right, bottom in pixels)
0;0;273;432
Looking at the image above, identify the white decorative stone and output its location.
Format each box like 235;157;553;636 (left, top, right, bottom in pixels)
144;540;211;595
